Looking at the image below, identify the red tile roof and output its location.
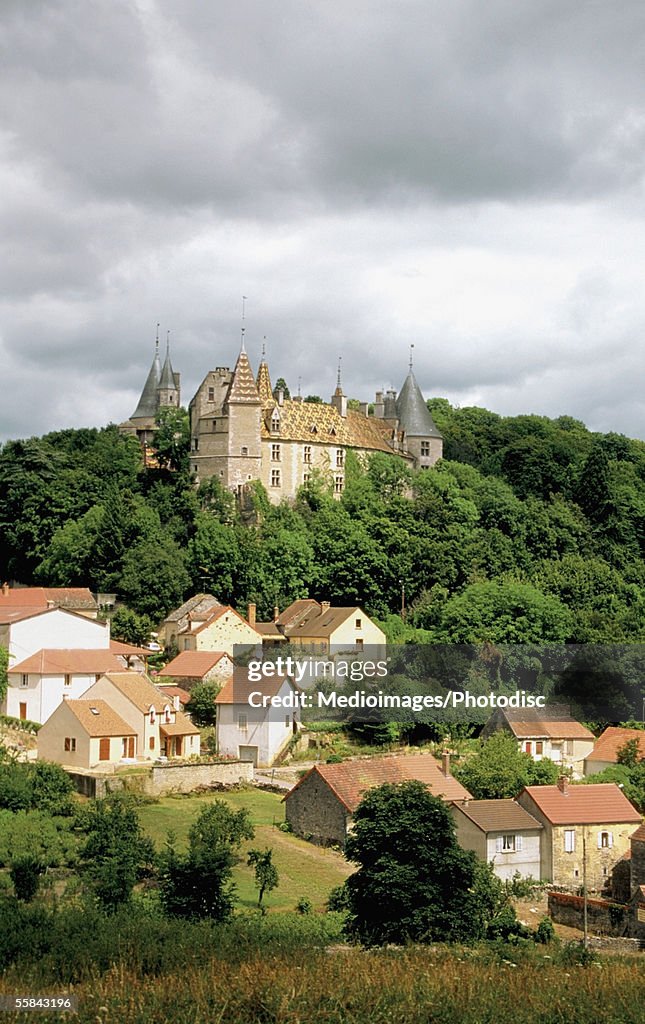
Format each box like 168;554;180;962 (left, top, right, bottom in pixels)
0;587;96;609
522;783;642;825
162;650;229;677
10;649;122;675
155;685;191;705
286;753;471;811
586;727;645;764
631;824;645;844
110;640;150;657
215;674;295;704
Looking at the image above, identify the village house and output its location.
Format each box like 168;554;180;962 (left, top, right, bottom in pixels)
215;674;300;767
482;706;594;779
284;752;471;848
79;672;200;760
256;598;386;654
161;593;221;649
584;726;645;776
37;699;138;769
0;605;109;667
161;649;233;690
110;639;150;673
154;684;191;710
163;599;261;657
517;778;642;890
0;584;99;619
451;799;543;881
5;648;124;725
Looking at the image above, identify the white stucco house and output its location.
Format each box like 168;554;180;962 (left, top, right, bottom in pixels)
451;799;544;881
215;674;301;767
5;648;124;725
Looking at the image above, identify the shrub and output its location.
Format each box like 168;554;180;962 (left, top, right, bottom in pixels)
10;856;43;902
296;897;313;915
535;915;556;944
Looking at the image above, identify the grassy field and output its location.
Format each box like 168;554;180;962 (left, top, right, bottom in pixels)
137;787;353;911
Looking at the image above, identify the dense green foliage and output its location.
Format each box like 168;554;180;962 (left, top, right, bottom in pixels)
454;732;560;799
0;403;644;638
344;781;502;945
77;794;156;912
184;682;219;727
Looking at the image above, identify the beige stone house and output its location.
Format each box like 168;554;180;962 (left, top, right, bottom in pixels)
451;799;543;881
161;593;221;648
175;605;261;656
38;699;137;769
585;726;645;776
482;706;594;779
188;346;442;503
284;752;471;847
517;779;642;890
80;672;200;760
161;650;233;689
256;599;386;654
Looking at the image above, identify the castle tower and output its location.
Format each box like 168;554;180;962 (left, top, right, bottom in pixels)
395;352;443;468
223;337;263;489
131;335;161;421
256;345;274;405
157;333;181;408
330;358;347;418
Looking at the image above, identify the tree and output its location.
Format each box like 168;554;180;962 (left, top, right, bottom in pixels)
344;781;501;945
454;732;558;799
185;682;219;728
0;645;7;704
152;407;191;475
78;795;155;912
159;801;254;921
110;606;154;647
10;856;43;902
438;581;572;644
247;848;279;909
274;378;291;399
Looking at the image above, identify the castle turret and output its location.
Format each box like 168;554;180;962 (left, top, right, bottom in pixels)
158;333;181;408
395;357;443;468
131;335;161;421
224;336;263;489
330;358;347;418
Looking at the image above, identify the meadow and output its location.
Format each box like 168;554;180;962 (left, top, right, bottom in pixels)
136;786;353;911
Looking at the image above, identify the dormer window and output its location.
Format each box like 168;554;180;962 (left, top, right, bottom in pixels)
164;708;172;723
150;709;156;724
271;412;280;433
310;424;318;434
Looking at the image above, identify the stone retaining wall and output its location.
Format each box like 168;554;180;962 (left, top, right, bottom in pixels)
66;760;253;798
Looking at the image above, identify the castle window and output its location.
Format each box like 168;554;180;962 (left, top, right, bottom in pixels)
212;420;217;431
271;444;281;462
241;446;248;456
192;438;199;451
271;413;280;433
334;475;343;494
208;387;215;401
303;473;310;483
271;470;281;487
336;449;344;468
421;441;430;457
303;445;312;464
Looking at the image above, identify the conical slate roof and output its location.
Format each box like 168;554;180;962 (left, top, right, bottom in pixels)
131;345;161;419
226;348;261;404
159;348;176;390
396;371;443;438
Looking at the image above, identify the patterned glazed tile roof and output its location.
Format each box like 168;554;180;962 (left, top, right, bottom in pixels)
454;799;543;833
256;360;273;404
260;400;403;454
586;727;645;763
522;783;642;825
65;699;135;738
226;349;261;404
286;753;471;811
10;649;122;676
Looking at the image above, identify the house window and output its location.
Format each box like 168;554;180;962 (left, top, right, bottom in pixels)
20;674;28;688
271;470;281;487
598;831;613;849
565;740;574;755
496;835;522;853
165;709;172;723
150;710;155;724
421;441;430;457
355;618;362;629
535;741;544;755
271;444;281;461
524;742;532;754
238;714;248;732
208;387;215;401
192;437;199;451
334;475;343;493
336;449;344;468
356;638;364;651
303;445;312;464
564;830;576;853
64;674;71;687
149;737;155;750
64;737;76;752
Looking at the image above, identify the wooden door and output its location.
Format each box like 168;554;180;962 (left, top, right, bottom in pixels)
175;737;182;757
128;736;135;758
99;737;110;761
19;703;27;720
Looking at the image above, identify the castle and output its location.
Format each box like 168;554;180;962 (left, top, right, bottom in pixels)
123;334;442;501
120;331;181;452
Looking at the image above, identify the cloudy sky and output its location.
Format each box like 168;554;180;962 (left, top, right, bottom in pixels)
2;0;645;442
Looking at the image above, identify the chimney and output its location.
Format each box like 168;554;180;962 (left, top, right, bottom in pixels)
359;402;369;417
441;751;451;777
321;601;330;614
374;391;384;418
273;605;280;622
277;389;284;406
248;602;257;628
557;775;569;795
173;694;180;712
1;582;8;597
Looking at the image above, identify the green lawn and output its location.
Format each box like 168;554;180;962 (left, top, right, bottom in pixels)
138;787;353;912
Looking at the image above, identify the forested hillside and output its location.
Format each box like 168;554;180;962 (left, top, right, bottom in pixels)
0;402;644;643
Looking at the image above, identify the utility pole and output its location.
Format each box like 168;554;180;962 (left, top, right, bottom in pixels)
582;828;589;950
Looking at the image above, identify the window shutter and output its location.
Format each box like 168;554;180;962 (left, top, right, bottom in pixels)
608;832;613;848
597;832;603;849
515;834;523;851
496;837;503;853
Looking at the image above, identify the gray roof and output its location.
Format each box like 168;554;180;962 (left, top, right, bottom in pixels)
396;371;443;438
131;345;161;419
453;799;543;833
159;348;176;390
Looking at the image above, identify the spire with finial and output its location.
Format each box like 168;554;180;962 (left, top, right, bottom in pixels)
331;355;347;417
240;295;247;353
130;326;162;419
158;327;179;403
256;335;273;405
335;356;344;396
409;343;414;371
